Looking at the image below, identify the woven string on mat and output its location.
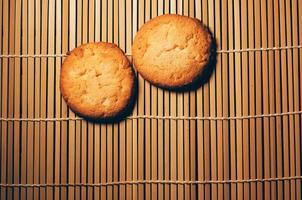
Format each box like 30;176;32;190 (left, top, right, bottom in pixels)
0;45;301;58
1;110;302;122
1;176;302;187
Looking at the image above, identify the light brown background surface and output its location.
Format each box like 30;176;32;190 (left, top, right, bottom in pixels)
0;0;302;199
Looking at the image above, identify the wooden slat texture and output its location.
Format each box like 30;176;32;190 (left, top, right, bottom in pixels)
47;1;55;200
226;1;236;200
1;1;9;200
7;1;15;200
68;0;76;199
267;0;276;199
261;1;271;199
27;0;34;199
55;0;63;199
214;0;224;199
220;0;230;200
248;1;257;200
132;1;138;199
34;0;41;200
0;0;2;136
298;1;302;199
279;0;290;199
40;1;48;199
137;0;145;199
60;0;69;197
241;0;250;199
234;1;243;200
125;1;133;200
273;1;284;199
21;1;28;199
255;1;264;200
285;1;296;199
0;0;302;200
292;1;301;200
13;1;21;199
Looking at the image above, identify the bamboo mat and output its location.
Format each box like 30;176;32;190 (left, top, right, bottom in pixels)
0;0;302;199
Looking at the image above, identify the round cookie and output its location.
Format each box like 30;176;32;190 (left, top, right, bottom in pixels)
60;42;135;120
132;14;213;88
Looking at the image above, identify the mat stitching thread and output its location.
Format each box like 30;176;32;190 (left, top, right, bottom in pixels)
0;176;301;187
0;45;301;58
1;110;302;121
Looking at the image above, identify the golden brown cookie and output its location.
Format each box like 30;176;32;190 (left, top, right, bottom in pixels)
132;14;213;88
60;42;135;120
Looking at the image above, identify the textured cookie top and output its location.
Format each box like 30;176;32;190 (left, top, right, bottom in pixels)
132;14;213;88
60;42;134;119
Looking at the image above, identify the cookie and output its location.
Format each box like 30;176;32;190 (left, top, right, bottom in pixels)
132;14;213;88
60;42;135;120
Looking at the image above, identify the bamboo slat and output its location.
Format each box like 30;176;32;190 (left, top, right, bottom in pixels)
7;1;15;200
33;1;41;200
125;1;133;200
267;0;276;199
40;1;48;199
21;1;28;199
13;1;21;199
68;0;76;199
1;0;9;200
293;0;301;199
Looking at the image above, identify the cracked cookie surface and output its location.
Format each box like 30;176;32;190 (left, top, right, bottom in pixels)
60;42;134;119
132;14;213;88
